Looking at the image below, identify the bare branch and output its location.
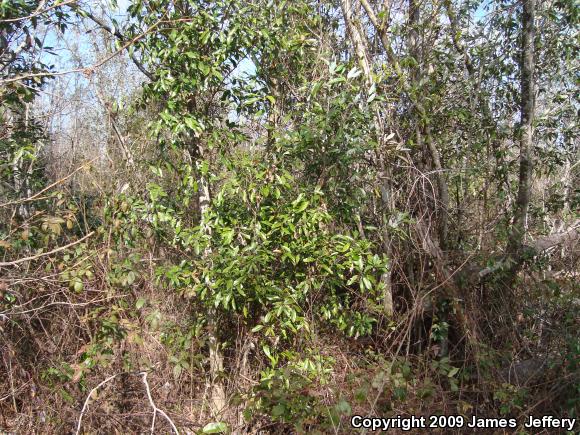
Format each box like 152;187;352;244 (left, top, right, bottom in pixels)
0;231;95;268
75;373;121;435
0;17;164;85
0;0;77;24
0;158;96;208
141;371;180;435
71;6;154;80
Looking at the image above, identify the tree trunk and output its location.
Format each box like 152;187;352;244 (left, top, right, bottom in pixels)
341;0;394;316
197;156;226;416
341;0;372;80
359;0;450;250
507;0;536;265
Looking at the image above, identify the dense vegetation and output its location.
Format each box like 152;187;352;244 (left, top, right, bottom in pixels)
1;0;578;433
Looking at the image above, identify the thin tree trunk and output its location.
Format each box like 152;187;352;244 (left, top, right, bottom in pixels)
408;0;449;355
507;0;536;264
93;90;136;169
341;0;372;80
425;126;450;248
341;0;394;316
197;154;226;416
360;0;449;250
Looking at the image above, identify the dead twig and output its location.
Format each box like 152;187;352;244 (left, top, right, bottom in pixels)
141;371;180;435
74;371;179;434
75;373;120;435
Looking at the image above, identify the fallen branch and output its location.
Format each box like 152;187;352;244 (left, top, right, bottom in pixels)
530;221;579;252
478;220;580;280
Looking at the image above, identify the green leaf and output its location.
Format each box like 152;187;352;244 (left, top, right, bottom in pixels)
272;404;286;417
136;297;146;309
198;62;210;76
262;344;271;359
251;324;264;332
347;67;362;79
126;271;136;285
362;276;372;290
295;200;309;213
202;422;228;433
335;399;351;415
450;378;459;392
347;275;359;285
